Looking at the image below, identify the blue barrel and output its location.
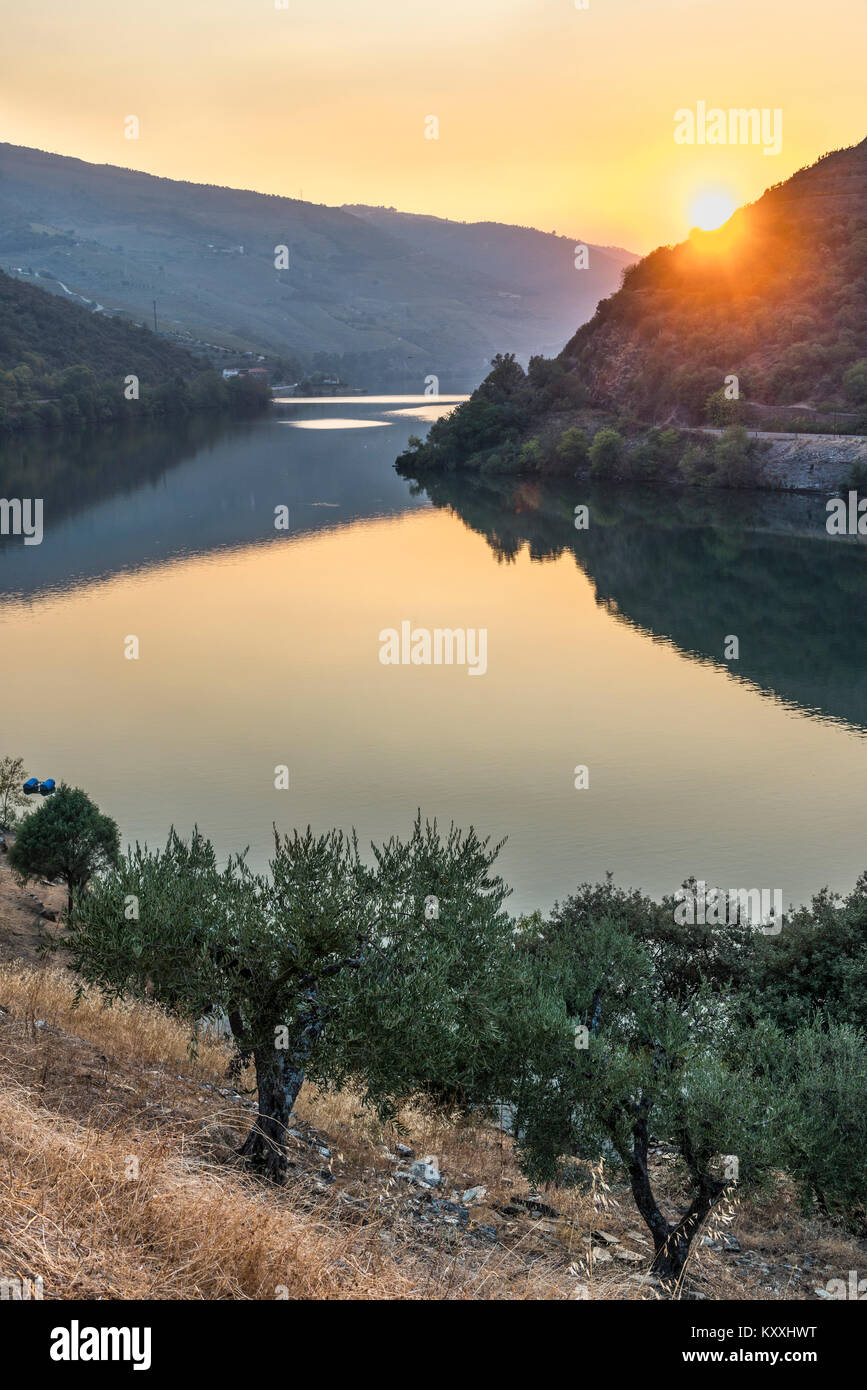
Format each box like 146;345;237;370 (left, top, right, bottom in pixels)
39;779;56;794
23;777;40;792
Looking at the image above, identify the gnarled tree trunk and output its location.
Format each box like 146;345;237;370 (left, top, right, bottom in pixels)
626;1104;727;1286
238;1046;306;1184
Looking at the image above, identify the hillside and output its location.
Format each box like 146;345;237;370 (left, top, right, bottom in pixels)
0;888;861;1302
342;204;636;363
398;138;867;488
0;270;268;432
0;144;636;389
560;137;867;425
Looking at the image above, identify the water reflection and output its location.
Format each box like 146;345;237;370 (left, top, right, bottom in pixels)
403;468;867;734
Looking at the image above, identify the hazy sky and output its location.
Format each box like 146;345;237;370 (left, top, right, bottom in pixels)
1;0;863;252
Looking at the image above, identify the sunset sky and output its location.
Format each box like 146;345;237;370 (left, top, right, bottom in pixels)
1;0;863;252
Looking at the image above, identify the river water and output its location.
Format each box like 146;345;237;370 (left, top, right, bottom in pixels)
1;398;865;913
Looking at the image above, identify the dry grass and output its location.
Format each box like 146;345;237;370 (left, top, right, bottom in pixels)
0;959;231;1081
0;954;862;1301
0;1078;417;1300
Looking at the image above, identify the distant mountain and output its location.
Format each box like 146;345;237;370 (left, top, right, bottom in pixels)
342;204;636;361
0;144;637;389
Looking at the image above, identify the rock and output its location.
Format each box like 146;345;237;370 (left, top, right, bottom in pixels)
40;909;58;921
460;1185;487;1206
682;1289;708;1300
472;1224;500;1242
395;1144;414;1159
430;1199;468;1226
516;1194;560;1218
590;1230;620;1247
410;1155;440;1187
613;1247;645;1264
722;1235;740;1252
590;1247;613;1264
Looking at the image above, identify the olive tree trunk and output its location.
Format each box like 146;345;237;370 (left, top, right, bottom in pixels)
626;1105;726;1286
238;1045;306;1184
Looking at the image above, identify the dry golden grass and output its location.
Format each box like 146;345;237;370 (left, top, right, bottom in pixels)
0;959;231;1081
0;1077;420;1300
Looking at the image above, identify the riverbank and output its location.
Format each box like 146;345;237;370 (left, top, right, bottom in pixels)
399;397;867;495
754;432;867;492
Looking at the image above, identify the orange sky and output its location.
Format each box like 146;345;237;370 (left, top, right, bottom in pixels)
1;0;863;252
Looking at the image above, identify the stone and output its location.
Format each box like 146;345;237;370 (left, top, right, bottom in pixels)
519;1193;560;1218
590;1230;620;1246
410;1155;440;1187
460;1185;487;1206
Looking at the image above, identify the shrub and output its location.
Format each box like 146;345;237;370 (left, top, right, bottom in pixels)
588;427;625;479
775;1022;867;1233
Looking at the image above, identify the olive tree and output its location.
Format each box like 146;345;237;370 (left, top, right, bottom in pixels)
773;1020;867;1233
320;816;516;1112
66;826;380;1181
66;816;515;1183
499;909;781;1284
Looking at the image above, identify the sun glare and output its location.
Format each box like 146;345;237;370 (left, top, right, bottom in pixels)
689;190;737;231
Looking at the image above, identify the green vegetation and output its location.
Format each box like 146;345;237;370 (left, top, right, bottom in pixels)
0;270;271;435
66;817;513;1185
588;426;625;478
399;139;867;490
11;778;854;1281
0;755;29;829
9;784;120;915
399;361;768;489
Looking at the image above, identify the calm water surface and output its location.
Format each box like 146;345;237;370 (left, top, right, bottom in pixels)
1;399;866;913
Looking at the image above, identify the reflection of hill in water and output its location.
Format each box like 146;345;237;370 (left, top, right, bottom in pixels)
0;412;425;600
410;471;867;734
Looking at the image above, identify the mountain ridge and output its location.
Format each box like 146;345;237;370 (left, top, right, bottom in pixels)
0;144;637;389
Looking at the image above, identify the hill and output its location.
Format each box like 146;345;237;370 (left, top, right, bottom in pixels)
398;138;867;487
560;137;867;426
0;144;636;389
0;270;269;432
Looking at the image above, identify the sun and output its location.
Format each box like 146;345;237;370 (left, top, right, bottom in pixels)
689;189;737;231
